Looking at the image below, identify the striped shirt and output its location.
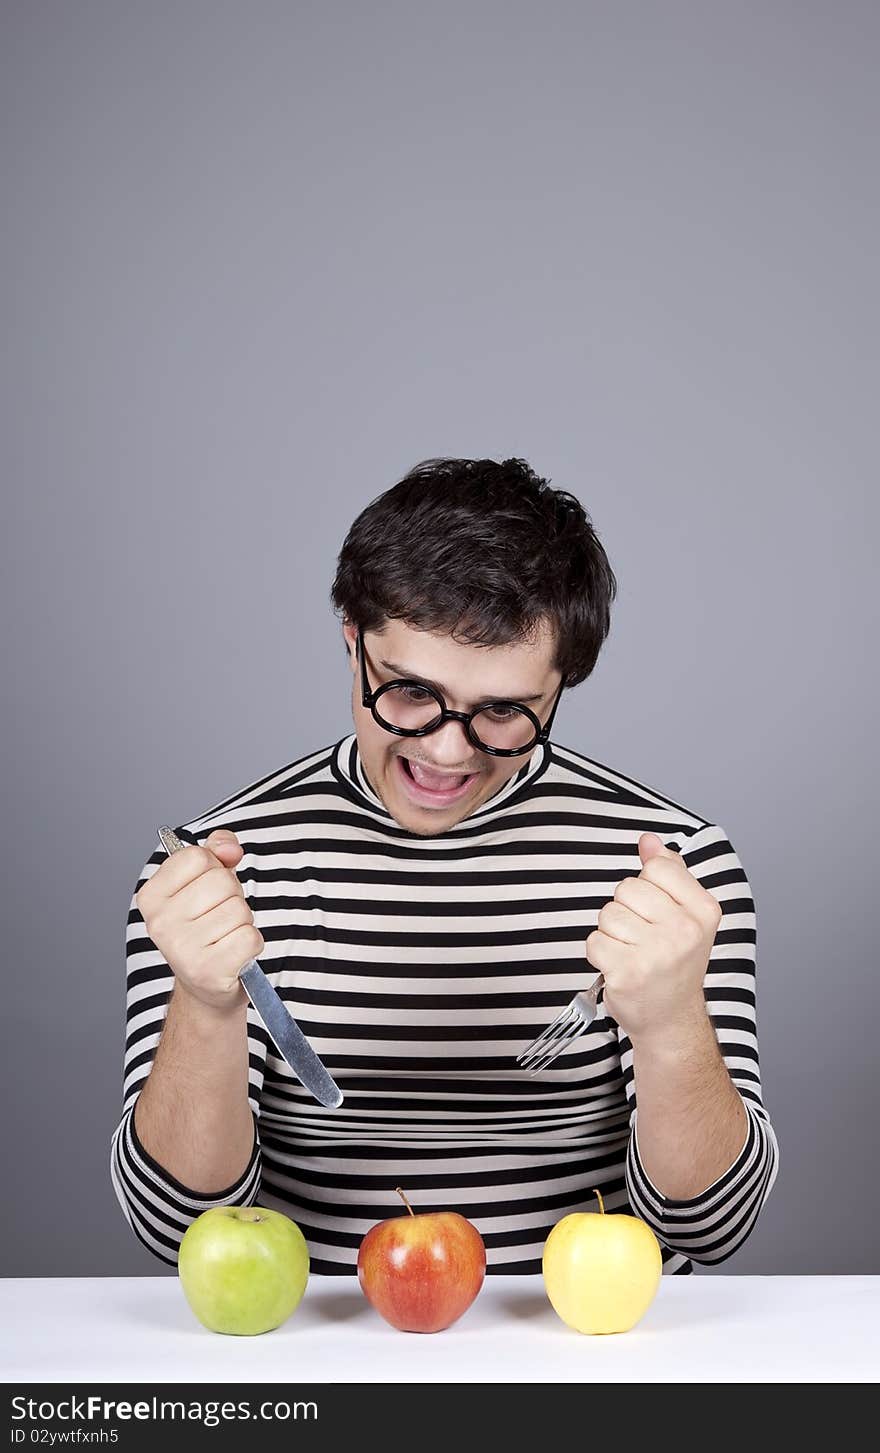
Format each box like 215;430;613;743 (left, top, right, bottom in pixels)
111;732;780;1275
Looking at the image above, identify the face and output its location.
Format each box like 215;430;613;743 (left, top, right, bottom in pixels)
343;616;562;836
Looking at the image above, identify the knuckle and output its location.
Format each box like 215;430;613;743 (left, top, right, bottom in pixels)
147;905;165;938
685;916;705;946
225;891;250;920
206;894;237;929
211;903;237;934
209;865;239;895
138;877;159;907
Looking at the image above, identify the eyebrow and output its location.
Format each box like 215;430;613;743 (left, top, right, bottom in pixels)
378;658;545;705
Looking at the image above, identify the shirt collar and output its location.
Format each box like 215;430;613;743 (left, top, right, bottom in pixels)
331;732;550;831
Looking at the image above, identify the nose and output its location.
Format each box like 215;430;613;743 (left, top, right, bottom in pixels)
413;717;482;770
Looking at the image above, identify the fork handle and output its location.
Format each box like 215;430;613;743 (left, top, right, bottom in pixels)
587;972;605;999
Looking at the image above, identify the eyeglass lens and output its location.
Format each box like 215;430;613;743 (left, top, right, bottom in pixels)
373;684;538;750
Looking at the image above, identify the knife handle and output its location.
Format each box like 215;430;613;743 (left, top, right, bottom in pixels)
157;824;197;858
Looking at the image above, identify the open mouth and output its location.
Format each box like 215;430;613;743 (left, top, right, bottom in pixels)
396;754;480;805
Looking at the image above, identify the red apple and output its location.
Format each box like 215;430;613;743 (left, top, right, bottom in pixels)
357;1187;486;1332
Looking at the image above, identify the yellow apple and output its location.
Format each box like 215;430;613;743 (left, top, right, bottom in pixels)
542;1189;662;1334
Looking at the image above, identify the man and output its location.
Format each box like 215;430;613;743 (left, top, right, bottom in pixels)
111;456;779;1274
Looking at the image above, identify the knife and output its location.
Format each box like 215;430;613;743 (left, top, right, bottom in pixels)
156;825;344;1109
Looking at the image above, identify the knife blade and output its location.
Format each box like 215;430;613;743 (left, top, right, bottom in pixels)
156;825;344;1109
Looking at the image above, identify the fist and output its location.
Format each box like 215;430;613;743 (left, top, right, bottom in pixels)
585;832;722;1043
135;829;264;1013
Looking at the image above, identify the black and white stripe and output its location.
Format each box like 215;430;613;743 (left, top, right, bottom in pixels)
111;734;779;1274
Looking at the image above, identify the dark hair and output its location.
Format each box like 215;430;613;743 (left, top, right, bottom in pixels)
329;456;618;689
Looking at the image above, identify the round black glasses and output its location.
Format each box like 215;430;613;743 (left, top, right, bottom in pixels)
356;625;565;757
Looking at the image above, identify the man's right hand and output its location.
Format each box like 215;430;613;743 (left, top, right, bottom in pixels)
136;830;265;1013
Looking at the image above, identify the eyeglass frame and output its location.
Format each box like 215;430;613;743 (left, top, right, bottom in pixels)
355;623;565;757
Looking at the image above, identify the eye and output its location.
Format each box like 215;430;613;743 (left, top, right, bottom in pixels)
399;684;434;703
484;705;519;721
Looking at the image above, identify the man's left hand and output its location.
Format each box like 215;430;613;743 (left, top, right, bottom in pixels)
585;833;723;1043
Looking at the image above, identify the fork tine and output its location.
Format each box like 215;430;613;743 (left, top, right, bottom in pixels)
516;1004;580;1070
523;1018;585;1074
515;1004;575;1062
516;977;604;1073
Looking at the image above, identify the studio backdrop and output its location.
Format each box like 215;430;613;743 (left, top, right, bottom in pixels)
2;0;877;1276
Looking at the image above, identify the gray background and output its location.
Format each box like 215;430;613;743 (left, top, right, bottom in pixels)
2;0;877;1277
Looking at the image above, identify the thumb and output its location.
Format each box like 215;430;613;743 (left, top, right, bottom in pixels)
638;831;678;866
204;829;243;864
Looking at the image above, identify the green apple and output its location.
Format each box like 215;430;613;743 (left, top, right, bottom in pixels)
178;1206;309;1335
542;1189;662;1334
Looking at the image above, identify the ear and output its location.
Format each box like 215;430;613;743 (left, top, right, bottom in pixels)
342;620;358;670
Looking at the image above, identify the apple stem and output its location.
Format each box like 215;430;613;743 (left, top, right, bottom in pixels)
395;1187;415;1217
592;1188;606;1215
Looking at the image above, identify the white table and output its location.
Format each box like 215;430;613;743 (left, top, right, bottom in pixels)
2;1276;877;1383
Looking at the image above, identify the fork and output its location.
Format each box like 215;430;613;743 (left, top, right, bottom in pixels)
515;974;605;1074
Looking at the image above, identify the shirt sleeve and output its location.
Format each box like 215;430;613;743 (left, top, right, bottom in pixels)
617;822;780;1265
109;832;268;1267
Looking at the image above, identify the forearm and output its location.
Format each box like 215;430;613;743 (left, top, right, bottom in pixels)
629;998;749;1201
133;982;255;1195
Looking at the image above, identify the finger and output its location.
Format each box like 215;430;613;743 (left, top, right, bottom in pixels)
205;830;243;859
156;844;220;900
586;928;633;973
638;852;709;915
597;900;645;944
200;896;255;948
182;865;246;921
613;875;680;925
